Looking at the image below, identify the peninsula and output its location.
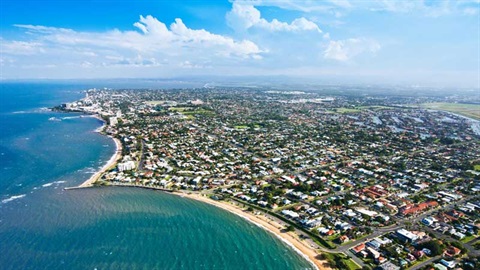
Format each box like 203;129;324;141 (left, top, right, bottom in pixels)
58;87;480;270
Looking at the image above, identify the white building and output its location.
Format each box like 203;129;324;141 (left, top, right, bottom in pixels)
109;117;118;126
282;210;300;219
396;229;418;243
118;160;135;172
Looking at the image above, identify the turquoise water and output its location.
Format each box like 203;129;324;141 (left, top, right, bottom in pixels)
0;82;313;269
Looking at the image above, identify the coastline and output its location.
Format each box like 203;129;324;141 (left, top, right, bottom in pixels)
171;191;331;270
85;183;331;269
71;112;330;269
78;116;122;188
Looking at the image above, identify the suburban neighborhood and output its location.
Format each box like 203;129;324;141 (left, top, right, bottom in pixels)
57;87;480;270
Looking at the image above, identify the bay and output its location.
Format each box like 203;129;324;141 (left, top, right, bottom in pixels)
0;82;313;270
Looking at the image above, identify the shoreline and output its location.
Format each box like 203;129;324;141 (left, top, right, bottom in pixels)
70;111;330;269
78;116;122;188
73;182;331;269
172;191;330;270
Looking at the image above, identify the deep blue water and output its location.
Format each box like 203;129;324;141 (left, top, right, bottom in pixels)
0;82;312;269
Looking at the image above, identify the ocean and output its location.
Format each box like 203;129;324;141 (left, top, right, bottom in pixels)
0;82;313;270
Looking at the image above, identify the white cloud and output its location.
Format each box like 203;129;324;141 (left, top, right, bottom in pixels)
324;38;380;61
179;60;212;69
14;24;74;34
0;15;267;78
0;40;45;55
5;15;262;60
226;3;321;32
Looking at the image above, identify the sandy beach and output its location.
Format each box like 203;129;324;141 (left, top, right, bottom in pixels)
78;136;122;187
91;114;107;133
176;192;332;270
74;113;330;269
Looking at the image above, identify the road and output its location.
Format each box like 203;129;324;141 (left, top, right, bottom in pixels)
409;255;442;270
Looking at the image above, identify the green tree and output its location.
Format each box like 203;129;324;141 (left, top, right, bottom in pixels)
418;240;444;256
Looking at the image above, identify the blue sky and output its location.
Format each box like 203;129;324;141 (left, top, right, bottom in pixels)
0;0;479;87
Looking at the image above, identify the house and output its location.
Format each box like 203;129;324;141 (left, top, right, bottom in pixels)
396;229;419;243
358;250;368;258
339;235;350;243
413;250;424;258
444;246;461;257
325;229;335;236
406;253;416;262
433;263;448;270
352;243;366;253
118;160;136;171
375;237;393;246
367;247;380;259
257;201;268;207
378;261;400;270
422;217;436;226
367;240;382;250
440;259;456;269
422;248;432;256
376;256;387;264
400;201;438;216
281;210;299;219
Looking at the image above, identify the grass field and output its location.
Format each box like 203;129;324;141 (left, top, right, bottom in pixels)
343;259;362;270
145;101;175;106
358;105;393;110
181;109;214;115
322;253;361;270
474;165;480;171
461;235;477;243
334;106;393;114
336;108;362;113
168;107;189;112
168;107;214;119
420;103;480;120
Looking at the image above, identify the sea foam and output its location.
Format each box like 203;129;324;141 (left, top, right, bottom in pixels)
2;194;26;204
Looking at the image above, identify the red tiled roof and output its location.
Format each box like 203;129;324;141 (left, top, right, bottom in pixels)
401;201;438;215
352;243;365;253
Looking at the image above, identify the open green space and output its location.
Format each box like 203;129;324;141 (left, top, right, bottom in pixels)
182;109;214;115
461;235;477;243
358;105;393;110
336;108;362;113
474;165;480;171
168;107;189;112
168;107;214;117
145;101;163;105
334;106;394;114
322;253;361;270
343;258;362;270
420;102;480;120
